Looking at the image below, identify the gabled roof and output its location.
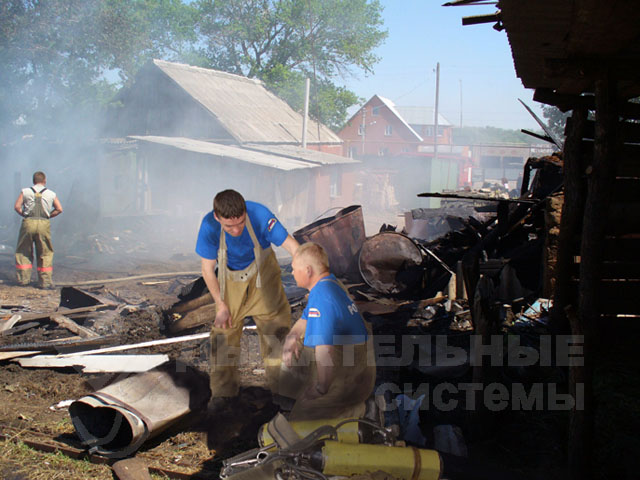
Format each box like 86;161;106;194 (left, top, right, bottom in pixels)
343;95;424;141
152;60;341;145
394;106;452;127
375;96;423;142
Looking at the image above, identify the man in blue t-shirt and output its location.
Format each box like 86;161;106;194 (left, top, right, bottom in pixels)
281;242;376;420
196;190;299;406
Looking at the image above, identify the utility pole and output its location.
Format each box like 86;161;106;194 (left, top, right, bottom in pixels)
361;106;366;155
434;62;440;163
302;78;310;148
459;78;463;128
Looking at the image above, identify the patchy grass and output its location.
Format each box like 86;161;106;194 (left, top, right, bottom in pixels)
0;439;175;480
0;439;111;480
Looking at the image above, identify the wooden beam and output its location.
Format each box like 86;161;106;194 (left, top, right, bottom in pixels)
0;321;41;337
578;139;640;177
169;293;213;315
461;13;500;25
0;315;22;333
16;304;113;325
575;118;640;142
168;304;215;334
533;89;594;112
546;57;640;83
0;351;40;361
50;314;99;338
520;128;555;144
443;0;496;6
571;260;640;280
536;91;640;119
572;69;621;480
551;105;588;332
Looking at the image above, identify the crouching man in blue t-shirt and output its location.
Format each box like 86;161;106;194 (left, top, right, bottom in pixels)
281;242;376;420
195;190;299;406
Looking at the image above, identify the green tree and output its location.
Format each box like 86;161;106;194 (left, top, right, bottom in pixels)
542;105;570;141
0;0;197;142
98;0;198;83
261;65;361;131
195;0;387;130
452;126;542;146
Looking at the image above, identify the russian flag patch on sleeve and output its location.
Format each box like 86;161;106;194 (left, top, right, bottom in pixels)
308;308;321;318
267;218;277;231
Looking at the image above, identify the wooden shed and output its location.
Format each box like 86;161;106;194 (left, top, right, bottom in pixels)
452;1;640;478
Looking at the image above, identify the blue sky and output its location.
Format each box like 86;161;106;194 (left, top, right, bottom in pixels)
339;0;545;130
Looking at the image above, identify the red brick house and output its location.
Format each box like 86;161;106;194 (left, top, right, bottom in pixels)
339;95;424;157
338;95;469;209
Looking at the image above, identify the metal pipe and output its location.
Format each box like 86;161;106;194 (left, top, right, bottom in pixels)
302;78;310;148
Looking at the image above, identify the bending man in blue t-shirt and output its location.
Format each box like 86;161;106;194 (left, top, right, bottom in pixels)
195;190;299;405
281;242;376;420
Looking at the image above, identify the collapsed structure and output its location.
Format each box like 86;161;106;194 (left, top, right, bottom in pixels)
2;1;640;478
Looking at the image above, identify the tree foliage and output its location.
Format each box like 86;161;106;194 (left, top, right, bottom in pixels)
195;0;387;130
196;0;386;78
0;0;385;140
0;0;196;142
542;105;570;141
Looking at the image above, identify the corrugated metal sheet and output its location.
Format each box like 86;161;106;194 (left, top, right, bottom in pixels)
244;144;360;165
152;60;342;145
128;136;318;171
394;106;452;127
376;96;424;141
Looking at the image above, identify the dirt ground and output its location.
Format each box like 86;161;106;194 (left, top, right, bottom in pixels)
0;251;281;479
2;239;638;480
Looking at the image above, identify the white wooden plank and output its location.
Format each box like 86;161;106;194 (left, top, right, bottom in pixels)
17;354;170;373
0;351;39;361
58;332;210;357
0;315;22;332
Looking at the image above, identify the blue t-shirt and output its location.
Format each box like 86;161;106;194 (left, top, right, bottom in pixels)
195;201;288;270
303;274;368;347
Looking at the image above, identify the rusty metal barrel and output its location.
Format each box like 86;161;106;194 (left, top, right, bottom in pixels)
293;205;365;281
358;232;424;295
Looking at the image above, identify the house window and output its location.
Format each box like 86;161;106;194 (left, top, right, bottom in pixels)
358;124;365;136
330;170;342;197
378;147;389;156
372;106;381;116
349;146;358;158
385;125;393;136
425;126;444;137
401;146;410;153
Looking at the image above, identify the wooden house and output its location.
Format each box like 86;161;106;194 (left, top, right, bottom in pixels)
104;60;358;230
